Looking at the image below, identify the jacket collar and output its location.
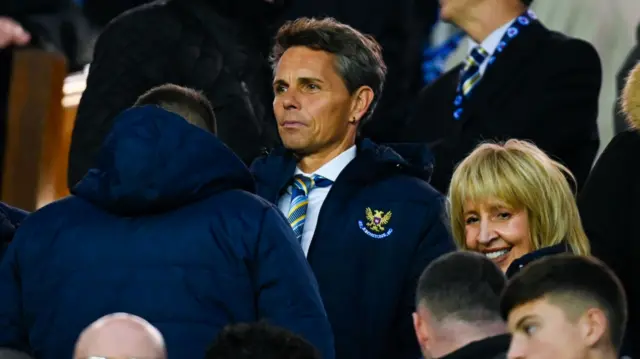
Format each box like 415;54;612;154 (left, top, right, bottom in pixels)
506;242;569;278
251;138;435;201
438;334;510;359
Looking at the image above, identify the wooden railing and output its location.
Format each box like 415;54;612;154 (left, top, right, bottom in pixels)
1;49;86;211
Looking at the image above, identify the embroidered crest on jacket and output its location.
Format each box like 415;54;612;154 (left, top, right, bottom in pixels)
358;208;394;239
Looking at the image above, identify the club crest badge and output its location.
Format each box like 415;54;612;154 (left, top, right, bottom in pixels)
358;207;394;239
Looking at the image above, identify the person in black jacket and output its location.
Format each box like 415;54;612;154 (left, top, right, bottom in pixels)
67;0;284;188
413;252;510;359
579;61;640;359
251;17;455;359
391;0;601;194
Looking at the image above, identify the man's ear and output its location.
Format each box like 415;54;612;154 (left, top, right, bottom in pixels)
580;308;608;347
413;311;430;348
349;86;374;124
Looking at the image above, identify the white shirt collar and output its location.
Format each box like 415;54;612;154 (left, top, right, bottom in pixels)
468;17;518;56
293;145;357;182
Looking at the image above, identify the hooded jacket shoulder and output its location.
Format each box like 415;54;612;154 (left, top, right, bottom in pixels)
73;106;254;216
0;106;335;359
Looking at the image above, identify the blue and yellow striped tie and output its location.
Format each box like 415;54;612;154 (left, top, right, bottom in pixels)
287;174;333;242
459;46;489;96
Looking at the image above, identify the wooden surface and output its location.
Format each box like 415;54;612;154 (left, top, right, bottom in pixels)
2;49;86;211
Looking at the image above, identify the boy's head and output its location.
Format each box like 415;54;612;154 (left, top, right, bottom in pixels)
134;84;216;133
413;251;507;359
205;322;321;359
501;254;627;359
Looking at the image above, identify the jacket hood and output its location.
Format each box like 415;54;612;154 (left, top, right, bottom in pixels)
72;106;254;216
375;141;435;182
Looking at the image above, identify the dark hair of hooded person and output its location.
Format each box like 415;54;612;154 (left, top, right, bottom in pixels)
205;322;322;359
270;17;387;129
416;251;507;324
134;84;217;134
500;254;628;352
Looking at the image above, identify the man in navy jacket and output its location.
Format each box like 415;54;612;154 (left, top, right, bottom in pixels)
252;18;455;359
0;85;334;359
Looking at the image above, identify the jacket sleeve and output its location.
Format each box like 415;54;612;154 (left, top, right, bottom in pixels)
0;203;28;261
392;194;455;359
0;236;29;351
252;206;335;359
0;203;28;227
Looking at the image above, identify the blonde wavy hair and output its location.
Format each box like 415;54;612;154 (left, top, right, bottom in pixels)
622;61;640;129
447;139;590;256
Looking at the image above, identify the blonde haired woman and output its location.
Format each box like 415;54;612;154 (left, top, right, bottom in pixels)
448;139;590;277
578;62;640;357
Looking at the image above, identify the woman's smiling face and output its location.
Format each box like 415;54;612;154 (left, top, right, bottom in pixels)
463;197;533;272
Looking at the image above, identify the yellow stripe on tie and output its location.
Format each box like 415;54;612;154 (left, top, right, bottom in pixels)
290;215;306;228
295;178;308;194
287;200;308;217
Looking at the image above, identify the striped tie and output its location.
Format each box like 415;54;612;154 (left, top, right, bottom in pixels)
287;174;333;242
459;46;489;96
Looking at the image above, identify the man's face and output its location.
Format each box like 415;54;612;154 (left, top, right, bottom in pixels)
272;46;357;156
507;298;590;359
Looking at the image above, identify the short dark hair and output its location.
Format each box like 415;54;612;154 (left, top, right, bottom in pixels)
522;0;534;6
205;322;321;359
271;17;387;126
501;255;627;350
134;84;216;133
416;252;506;323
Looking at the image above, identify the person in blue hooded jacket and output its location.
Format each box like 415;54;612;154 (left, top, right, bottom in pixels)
251;18;455;359
0;84;334;359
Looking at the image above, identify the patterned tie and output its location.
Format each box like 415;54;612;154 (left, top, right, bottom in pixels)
287;174;333;242
452;46;489;120
459;46;489;96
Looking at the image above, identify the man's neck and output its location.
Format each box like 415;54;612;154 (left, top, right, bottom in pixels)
430;321;507;358
456;1;526;43
297;139;355;174
585;346;620;359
